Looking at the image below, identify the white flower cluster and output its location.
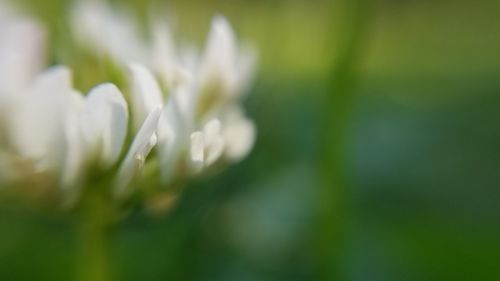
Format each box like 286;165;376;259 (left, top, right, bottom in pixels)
0;1;256;207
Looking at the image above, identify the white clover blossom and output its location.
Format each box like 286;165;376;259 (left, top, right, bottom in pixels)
4;66;161;201
71;0;257;184
0;1;257;212
128;17;257;186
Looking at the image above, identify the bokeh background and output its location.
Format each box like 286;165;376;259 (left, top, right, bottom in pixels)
1;0;500;280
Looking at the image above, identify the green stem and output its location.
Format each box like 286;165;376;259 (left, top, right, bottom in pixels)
77;187;114;281
316;0;372;279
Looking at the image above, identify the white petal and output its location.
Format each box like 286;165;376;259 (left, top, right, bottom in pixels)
70;0;146;63
10;66;73;171
156;81;198;183
0;4;46;97
156;105;182;183
187;119;225;171
152;21;178;87
199;16;237;95
128;63;164;129
202;16;236;76
205;135;225;166
157;138;183;184
61;90;85;188
32;65;72;91
80;83;128;167
223;111;256;161
202;119;225;166
170;82;197;132
189;131;204;172
203;119;222;142
196;16;243;119
114;105;162;197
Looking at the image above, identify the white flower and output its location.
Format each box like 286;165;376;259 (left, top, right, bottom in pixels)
70;0;147;63
71;0;257;112
120;13;257;184
199;16;257;100
114;105;163;197
71;0;186;85
10;67;74;173
0;1;46;120
79;84;129;168
190;16;257;122
6;66;162;200
128;63;164;130
151;19;181;87
129;61;256;184
189;119;225;172
220;106;256;162
0;2;258;209
128;63;195;184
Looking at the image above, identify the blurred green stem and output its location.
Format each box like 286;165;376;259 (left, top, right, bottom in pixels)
317;0;372;279
77;187;113;281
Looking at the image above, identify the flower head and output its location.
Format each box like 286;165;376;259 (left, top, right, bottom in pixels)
3;66;161;204
0;1;257;214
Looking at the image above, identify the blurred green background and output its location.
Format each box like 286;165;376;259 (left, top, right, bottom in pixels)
1;0;500;280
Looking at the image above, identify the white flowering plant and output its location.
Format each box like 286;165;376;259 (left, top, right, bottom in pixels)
0;1;257;279
1;0;256;208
